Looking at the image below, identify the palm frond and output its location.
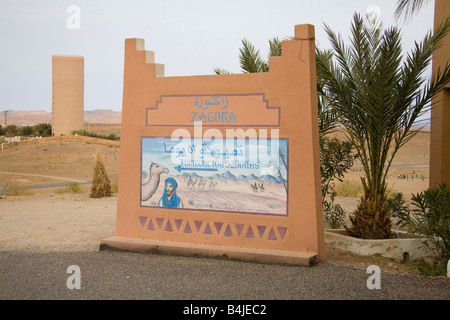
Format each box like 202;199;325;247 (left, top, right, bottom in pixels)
268;37;282;58
316;48;339;137
239;38;267;73
213;68;232;75
394;0;431;22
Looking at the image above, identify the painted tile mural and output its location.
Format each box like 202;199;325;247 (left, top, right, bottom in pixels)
141;137;288;215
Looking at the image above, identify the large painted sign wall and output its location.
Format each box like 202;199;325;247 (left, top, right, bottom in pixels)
101;24;324;266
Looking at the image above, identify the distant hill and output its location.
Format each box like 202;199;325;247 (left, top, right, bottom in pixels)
84;110;121;124
237;173;259;180
2;110;51;126
2;109;121;126
211;170;236;180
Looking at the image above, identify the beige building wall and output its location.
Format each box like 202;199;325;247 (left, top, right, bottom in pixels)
52;55;84;137
430;0;450;187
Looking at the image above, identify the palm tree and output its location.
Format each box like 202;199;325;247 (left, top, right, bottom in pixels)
316;12;450;239
214;36;352;223
214;37;282;74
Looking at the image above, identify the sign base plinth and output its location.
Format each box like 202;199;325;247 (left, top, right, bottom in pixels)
100;236;317;267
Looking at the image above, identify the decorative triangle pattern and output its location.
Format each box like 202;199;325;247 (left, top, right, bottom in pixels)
257;225;266;238
277;226;287;240
138;217;287;241
268;227;277;240
183;221;192;234
139;216;147;228
235;224;244;236
214;222;223;234
165;220;173;232
224;224;233;237
245;226;255;238
174;219;183;231
147;218;155;231
204;223;213;235
194;220;203;233
156;217;164;230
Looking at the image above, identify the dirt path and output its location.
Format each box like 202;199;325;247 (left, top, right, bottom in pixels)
0;171;89;183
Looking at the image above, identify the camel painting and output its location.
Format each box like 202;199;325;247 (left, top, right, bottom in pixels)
209;180;217;190
250;182;265;192
141;162;169;201
258;183;265;192
197;178;206;190
187;178;198;190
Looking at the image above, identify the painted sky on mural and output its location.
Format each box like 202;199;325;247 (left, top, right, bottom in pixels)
0;0;435;117
142;137;288;179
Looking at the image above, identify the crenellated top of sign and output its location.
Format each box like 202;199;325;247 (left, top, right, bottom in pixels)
147;93;280;127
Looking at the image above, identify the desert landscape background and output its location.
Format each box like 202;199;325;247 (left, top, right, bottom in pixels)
0;111;121;192
0;110;431;199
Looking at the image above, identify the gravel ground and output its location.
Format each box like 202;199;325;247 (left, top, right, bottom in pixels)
1;250;449;300
0;193;449;304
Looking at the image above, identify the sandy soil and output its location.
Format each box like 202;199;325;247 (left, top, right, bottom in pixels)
0;193;117;252
0;192;363;253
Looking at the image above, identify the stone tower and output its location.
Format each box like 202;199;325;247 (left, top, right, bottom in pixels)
51;55;84;137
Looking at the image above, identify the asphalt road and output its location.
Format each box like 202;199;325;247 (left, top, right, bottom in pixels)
1;249;448;302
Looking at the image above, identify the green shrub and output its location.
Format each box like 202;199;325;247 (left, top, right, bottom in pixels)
320;137;356;200
34;123;52;137
72;130;120;141
106;134;119;141
320;137;356;228
387;183;450;275
66;182;81;193
5;125;18;137
18;126;35;136
386;192;410;219
8;184;34;196
411;258;448;277
323;191;346;229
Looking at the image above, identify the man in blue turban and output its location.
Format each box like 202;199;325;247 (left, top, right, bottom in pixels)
159;177;184;208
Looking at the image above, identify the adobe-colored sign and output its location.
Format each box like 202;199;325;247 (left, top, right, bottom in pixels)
101;24;325;266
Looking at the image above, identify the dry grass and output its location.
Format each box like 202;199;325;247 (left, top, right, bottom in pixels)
335;179;364;197
0;126;120;192
55;182;85;194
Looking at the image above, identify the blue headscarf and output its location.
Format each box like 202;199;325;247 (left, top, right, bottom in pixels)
161;177;181;207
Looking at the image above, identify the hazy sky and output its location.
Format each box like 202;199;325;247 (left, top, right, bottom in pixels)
0;0;435;113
